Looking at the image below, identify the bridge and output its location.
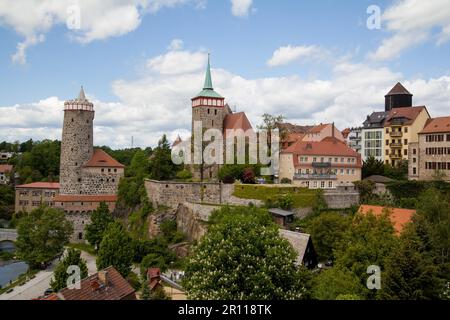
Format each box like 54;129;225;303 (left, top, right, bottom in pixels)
0;229;18;242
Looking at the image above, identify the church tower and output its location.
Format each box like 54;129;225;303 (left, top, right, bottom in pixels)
60;87;95;194
191;55;227;132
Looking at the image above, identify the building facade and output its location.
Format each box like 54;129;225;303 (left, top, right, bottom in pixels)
0;164;12;185
279;137;362;189
347;127;362;154
384;106;430;166
54;88;124;242
409;116;450;181
15;182;60;213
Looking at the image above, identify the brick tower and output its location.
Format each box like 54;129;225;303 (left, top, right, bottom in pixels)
60;87;95;194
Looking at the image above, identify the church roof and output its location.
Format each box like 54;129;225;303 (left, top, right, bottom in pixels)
193;55;223;99
385;82;412;96
223;112;253;134
84;149;125;168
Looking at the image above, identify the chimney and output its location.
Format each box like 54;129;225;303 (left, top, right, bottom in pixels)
332;122;335;138
98;270;109;286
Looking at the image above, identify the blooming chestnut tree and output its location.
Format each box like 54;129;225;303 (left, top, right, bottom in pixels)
183;206;309;300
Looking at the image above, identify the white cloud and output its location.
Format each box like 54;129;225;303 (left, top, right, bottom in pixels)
2;45;450;149
0;0;203;64
147;48;207;75
168;39;184;51
267;45;325;67
230;0;253;17
369;0;450;61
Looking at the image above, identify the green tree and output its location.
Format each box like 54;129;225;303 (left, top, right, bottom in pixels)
140;253;168;275
312;268;365;300
0;184;14;220
362;156;385;179
16;207;73;269
50;248;88;292
141;279;151;300
85;202;114;250
149;135;179;181
149;286;171;300
184;206;309;300
97;222;134;277
333;210;398;297
378;223;443;300
353;180;376;204
308;212;351;261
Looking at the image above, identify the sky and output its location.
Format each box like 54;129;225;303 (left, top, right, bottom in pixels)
0;0;450;148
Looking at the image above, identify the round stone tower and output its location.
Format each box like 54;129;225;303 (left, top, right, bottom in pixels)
60;87;95;194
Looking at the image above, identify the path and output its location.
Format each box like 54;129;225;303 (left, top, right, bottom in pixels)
0;248;97;300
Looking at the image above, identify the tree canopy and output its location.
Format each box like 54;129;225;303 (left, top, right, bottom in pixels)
16;207;73;269
50;248;88;292
85;202;114;250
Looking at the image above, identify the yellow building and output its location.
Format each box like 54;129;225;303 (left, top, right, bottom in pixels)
384;106;430;166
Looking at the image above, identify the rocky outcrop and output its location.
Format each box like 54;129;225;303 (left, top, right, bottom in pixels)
175;203;219;242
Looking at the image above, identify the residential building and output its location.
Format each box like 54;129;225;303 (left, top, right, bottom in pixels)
39;266;136;300
0;164;12;184
281;123;345;150
347;127;362;153
361;111;389;162
409;116;450;181
384;106;430;166
279;136;362;189
279;229;318;268
0;152;14;162
358;205;416;235
15;182;60;213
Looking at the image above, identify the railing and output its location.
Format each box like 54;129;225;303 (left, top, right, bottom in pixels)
390;131;403;138
294;173;337;180
312;162;331;168
389;142;403;148
389;153;402;159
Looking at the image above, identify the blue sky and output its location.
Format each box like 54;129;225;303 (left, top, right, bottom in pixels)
1;0;450;148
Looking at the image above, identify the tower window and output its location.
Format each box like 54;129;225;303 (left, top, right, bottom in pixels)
215;109;217;115
71;118;74;122
86;120;89;123
208;109;210;114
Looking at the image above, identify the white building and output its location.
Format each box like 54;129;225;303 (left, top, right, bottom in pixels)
361;111;389;162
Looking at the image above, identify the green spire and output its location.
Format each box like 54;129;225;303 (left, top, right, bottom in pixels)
203;54;213;90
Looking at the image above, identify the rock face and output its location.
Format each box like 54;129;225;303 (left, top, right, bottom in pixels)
175;203;219;242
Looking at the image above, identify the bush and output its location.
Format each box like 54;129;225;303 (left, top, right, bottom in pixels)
280;178;292;184
176;169;192;180
278;193;294;210
126;272;141;291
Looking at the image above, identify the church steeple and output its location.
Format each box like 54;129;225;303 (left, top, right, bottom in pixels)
192;54;223;100
77;86;87;101
203;54;213;90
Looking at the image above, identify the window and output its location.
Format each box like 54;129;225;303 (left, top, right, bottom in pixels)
386;140;389;145
108;168;111;173
404;149;408;156
207;109;210;114
78;232;83;240
386;128;389;133
328;181;333;188
404;127;408;133
413;158;416;163
413;148;417;155
214;109;217;115
320;181;325;188
114;169;117;172
413;167;417;175
386;150;389;155
404;139;408;145
101;168;104;172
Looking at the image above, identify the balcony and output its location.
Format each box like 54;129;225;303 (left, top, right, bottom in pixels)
389;153;402;159
349;136;361;141
312;162;331;168
294;173;337;180
389;142;403;148
390;131;403;138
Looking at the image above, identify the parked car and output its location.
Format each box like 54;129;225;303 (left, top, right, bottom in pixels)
44;288;53;296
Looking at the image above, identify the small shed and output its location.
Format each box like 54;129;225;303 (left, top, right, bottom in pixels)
268;208;294;227
279;230;318;268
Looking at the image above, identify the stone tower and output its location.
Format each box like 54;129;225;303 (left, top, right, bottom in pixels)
60;87;95;194
191;54;227;132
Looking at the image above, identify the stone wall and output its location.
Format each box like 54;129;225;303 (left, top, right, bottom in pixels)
323;186;360;209
80;167;123;195
66;211;92;243
145;180;263;209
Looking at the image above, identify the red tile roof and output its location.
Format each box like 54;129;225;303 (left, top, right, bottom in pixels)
58;266;136;300
385;106;428;126
283;136;361;159
15;182;60;189
84;149;124;168
34;293;60;300
358;205;416;234
420;116;450;134
307;123;329;134
223;112;253;134
54;194;117;202
341;128;351;139
0;164;13;173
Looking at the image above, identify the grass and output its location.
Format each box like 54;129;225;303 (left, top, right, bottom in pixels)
67;242;96;256
0;269;39;295
233;184;318;208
